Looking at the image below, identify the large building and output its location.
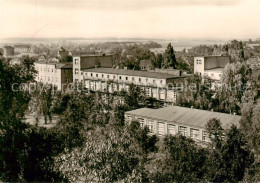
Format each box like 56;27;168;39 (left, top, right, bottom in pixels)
125;106;241;142
2;46;14;57
194;56;230;80
34;61;73;90
73;55;113;83
13;44;33;53
82;68;191;103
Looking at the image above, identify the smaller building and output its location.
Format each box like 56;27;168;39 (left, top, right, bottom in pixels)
125;106;241;142
194;55;231;80
139;60;153;70
2;46;14;57
35;62;73;90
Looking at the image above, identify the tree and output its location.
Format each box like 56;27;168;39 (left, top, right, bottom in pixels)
54;124;147;182
162;43;177;69
152;134;208;183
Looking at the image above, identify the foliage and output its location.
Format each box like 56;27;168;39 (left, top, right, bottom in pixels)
162;43;177;69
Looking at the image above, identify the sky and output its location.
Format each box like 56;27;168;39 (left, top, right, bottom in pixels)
0;0;260;39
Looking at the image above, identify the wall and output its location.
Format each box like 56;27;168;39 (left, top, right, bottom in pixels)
204;56;230;70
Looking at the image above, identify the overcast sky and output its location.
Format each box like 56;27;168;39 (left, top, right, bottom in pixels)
0;0;259;39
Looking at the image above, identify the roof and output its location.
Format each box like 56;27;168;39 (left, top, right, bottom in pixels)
139;60;152;66
13;45;30;48
205;68;224;72
195;55;230;58
35;61;72;69
3;46;14;49
83;68;188;79
125;106;241;130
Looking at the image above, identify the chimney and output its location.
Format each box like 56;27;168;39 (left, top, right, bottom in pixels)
211;109;214;112
191;106;193;109
124;67;128;70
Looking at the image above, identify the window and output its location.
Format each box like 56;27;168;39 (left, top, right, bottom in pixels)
168;124;176;135
81;71;83;75
107;75;110;79
158;122;166;136
146;78;148;82
113;75;116;79
96;74;98;77
132;77;135;81
211;73;214;77
75;69;79;75
153;79;156;84
219;74;222;77
52;69;53;72
137;118;145;127
190;128;200;140
179;126;188;136
160;80;163;84
102;74;104;78
126;115;132;121
75;59;79;65
204;73;208;76
126;77;128;80
119;76;122;80
75;79;79;83
202;131;210;142
139;78;141;82
147;121;154;133
91;73;93;76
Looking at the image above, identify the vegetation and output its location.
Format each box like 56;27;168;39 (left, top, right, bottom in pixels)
0;39;260;182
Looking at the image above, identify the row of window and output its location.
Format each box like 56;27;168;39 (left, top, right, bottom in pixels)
84;72;164;84
36;67;56;73
204;73;222;77
131;117;210;142
196;60;202;64
37;76;58;82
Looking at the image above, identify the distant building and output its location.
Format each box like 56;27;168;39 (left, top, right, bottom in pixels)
73;55;113;83
82;67;191;103
253;45;260;53
194;55;231;80
139;59;153;70
3;46;14;57
125;106;241;142
13;44;33;53
34;62;73;90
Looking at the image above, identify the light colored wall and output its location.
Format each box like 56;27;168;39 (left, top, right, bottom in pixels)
125;114;211;142
204;70;223;80
35;63;61;89
194;57;205;76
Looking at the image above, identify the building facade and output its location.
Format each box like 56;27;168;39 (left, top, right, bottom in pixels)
34;62;73;90
83;68;191;103
14;45;33;53
3;46;14;57
125;106;241;142
73;55;113;83
194;56;230;80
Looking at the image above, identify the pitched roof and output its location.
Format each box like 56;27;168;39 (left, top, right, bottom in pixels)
83;68;188;79
125;106;241;130
35;61;72;69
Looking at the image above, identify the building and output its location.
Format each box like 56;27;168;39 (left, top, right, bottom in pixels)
34;61;73;90
139;60;153;70
194;55;230;80
2;46;14;57
14;44;33;53
73;55;113;83
125;106;241;142
83;68;192;103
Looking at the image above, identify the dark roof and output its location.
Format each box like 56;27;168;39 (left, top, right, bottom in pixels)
3;46;14;49
35;61;72;69
139;59;152;66
125;106;241;130
83;68;188;79
13;45;30;48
